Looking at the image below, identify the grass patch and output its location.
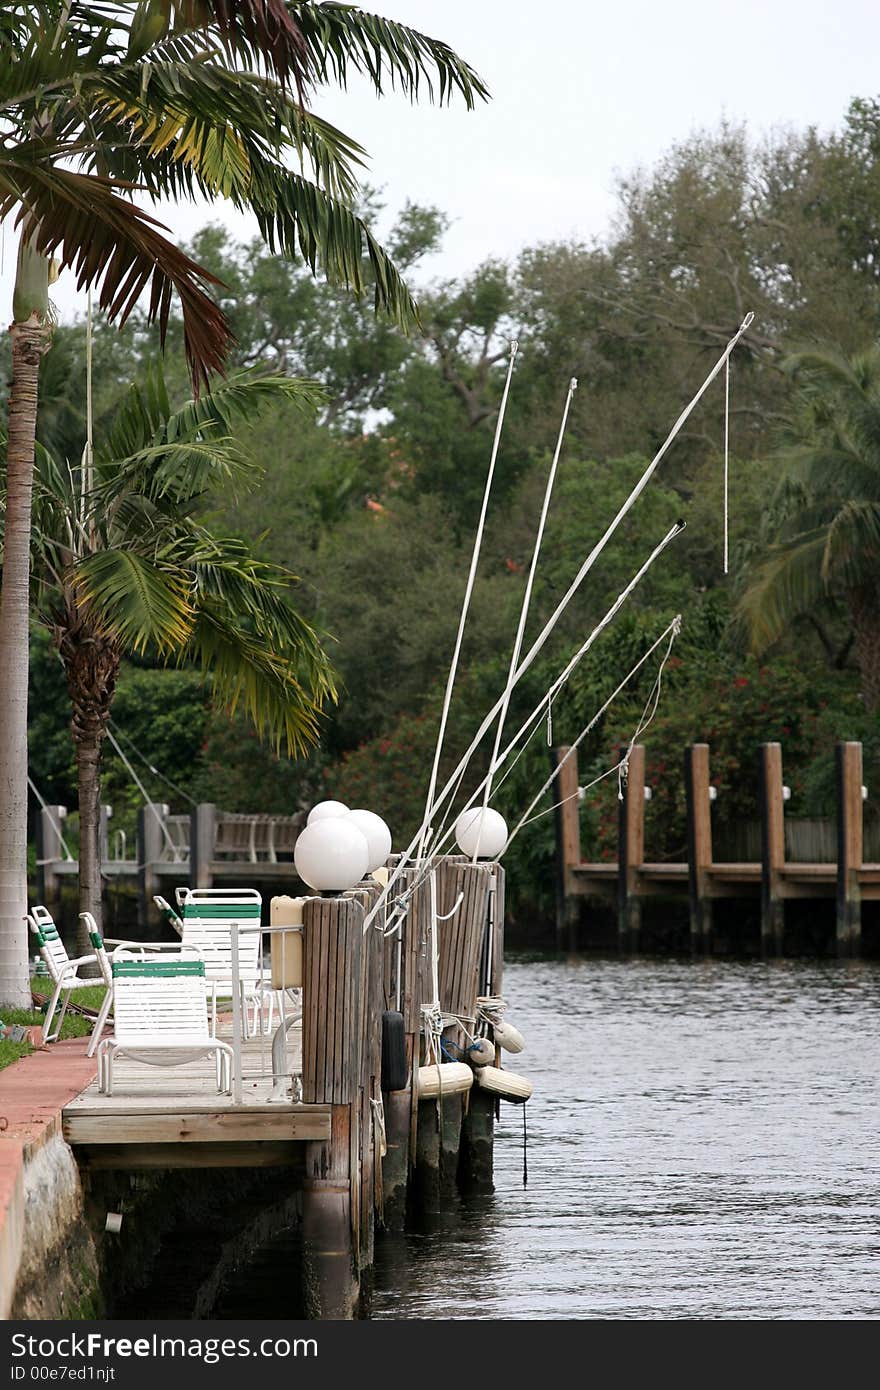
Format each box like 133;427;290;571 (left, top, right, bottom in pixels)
0;981;110;1070
0;1038;33;1069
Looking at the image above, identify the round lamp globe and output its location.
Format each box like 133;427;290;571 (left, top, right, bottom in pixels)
294;818;369;892
345;809;392;872
454;807;508;860
307;799;350;825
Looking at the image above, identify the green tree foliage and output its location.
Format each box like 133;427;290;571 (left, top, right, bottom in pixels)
23;95;880;923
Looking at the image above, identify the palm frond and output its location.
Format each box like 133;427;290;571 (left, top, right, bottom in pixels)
88;60;366;202
737;530;830;651
823;501;880;585
0;155;231;389
74;548;195;652
292;3;490;108
156;2;313;92
185;605;328;755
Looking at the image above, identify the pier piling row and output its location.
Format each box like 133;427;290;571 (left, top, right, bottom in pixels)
556;739;875;956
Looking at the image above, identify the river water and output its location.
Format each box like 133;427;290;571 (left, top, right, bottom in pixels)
372;953;880;1320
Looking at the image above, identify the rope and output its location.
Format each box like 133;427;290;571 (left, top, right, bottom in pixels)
475;995;508;1028
108;720;197;807
27;776;75;862
416;340;519;865
105;729;183;862
362;315;753;932
507;617;681;842
476;377;577;857
522;1104;528;1188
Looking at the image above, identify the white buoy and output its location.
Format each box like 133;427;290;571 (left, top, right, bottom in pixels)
454;806;508;859
494;1020;525;1054
344;809;392;872
467;1037;495;1067
294;818;369;891
417;1062;474;1098
476;1066;532;1102
307;799;350;825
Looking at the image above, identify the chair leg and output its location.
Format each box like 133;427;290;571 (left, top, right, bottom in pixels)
87;989;113;1059
43;979;65;1043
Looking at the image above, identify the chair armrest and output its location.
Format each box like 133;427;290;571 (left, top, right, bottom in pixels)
63;952;99;971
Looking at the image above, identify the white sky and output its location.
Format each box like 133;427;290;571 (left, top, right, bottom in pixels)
2;0;879;321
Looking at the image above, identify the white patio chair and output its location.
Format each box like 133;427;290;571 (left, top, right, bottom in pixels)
97;956;233;1095
177;888;274;1038
107;889;272;1037
152;894;184;934
27;906;113;1054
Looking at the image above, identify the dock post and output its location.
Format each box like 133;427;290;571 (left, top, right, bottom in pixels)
413;858;491;1213
618;744;645;952
552;746;581;950
36;804;67;915
836;741;863;958
759;743;785;956
459;864;504;1192
381;868;423;1230
301;895;363;1319
190;803;216;890
685;744;713;953
137;803;165;928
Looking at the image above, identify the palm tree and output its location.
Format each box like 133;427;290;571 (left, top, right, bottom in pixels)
0;2;487;1003
2;365;336;952
740;345;880;709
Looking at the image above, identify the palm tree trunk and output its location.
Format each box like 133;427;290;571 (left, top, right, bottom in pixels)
848;584;880;713
59;625;121;958
0;318;49;1006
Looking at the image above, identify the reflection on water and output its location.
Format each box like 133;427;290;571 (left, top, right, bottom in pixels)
372;955;880;1320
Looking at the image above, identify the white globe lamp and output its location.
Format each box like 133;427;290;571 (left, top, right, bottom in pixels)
307;799;350;825
344;809;392;872
454;806;508;860
294;818;370;892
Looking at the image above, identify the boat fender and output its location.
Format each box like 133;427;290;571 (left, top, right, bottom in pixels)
476;1065;533;1103
417;1062;473;1099
494;1020;525;1054
467;1037;496;1067
381;1010;408;1092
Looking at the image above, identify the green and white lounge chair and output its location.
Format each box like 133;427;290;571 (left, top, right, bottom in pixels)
98;956;233;1095
152;894;184;934
111;889;272;1037
177;888;273;1037
27;906;113;1054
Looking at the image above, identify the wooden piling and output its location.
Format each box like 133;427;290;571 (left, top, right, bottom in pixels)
618;744;645;952
685;744;713;953
36;804;67;916
836;741;863;958
301;895;363;1318
189;802;216;891
459;864;504;1193
137;803;165;928
553;745;582;950
759;742;785;956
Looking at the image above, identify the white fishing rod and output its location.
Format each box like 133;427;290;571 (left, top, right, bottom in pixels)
365;313;753;930
365;520;684;931
503;615;682;850
416;523;685;871
415;339;519;867
470;376;578;861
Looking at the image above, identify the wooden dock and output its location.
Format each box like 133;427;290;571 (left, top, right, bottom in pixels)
556;739;876;956
62;1025;331;1167
40;855;506;1320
